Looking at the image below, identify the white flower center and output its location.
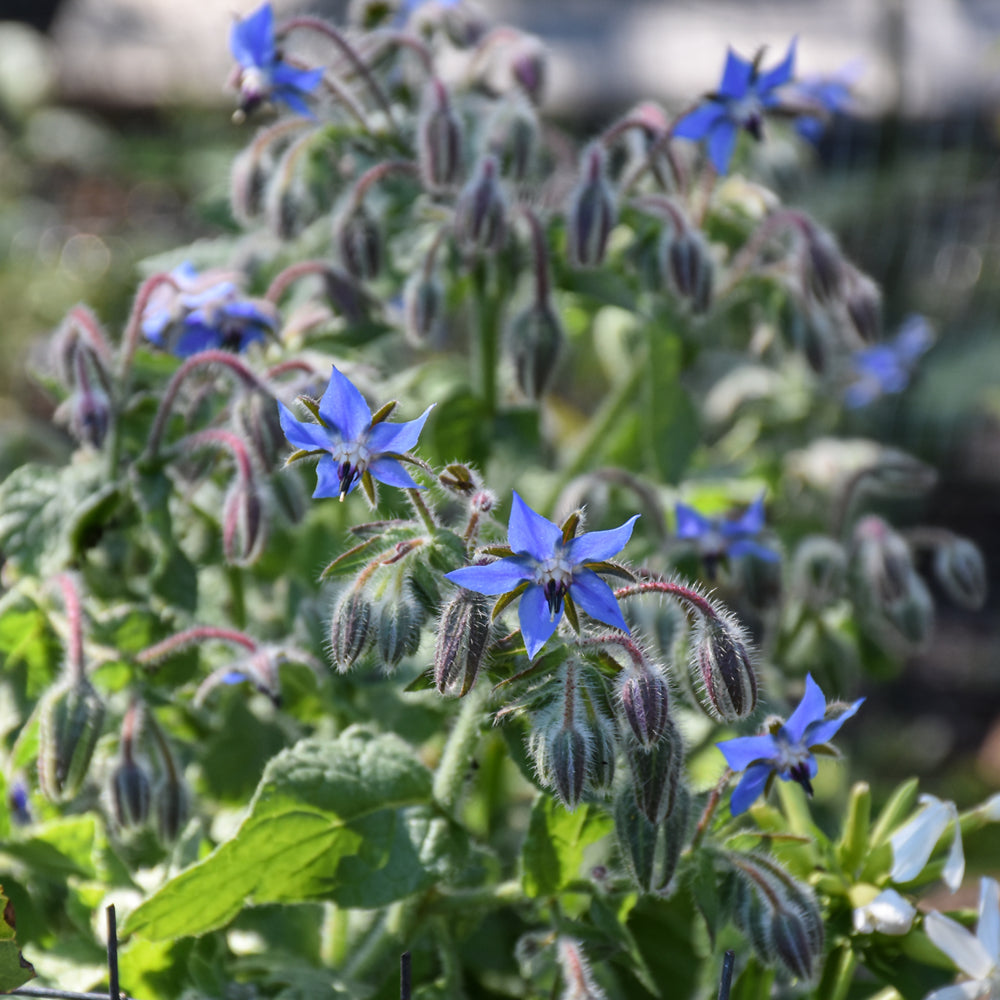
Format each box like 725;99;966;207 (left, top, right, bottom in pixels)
535;547;576;620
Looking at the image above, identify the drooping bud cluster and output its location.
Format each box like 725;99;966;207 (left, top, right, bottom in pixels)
618;661;670;750
506;298;563;400
335;206;382;282
435;589;492;696
38;675;106;803
933;534;987;611
614;781;690;895
566;143;616;269
330;587;375;671
453;155;508;253
790;535;848;610
725;850;824;980
417;78;463;191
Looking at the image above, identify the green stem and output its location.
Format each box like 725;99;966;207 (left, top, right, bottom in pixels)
433;682;489;816
543;355;645;511
816;941;857;1000
343;897;422;982
227;567;247;631
320;904;350;968
407;488;437;532
428;880;523;913
471;260;498;420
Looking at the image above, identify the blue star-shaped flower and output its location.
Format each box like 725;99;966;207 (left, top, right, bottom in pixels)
844;314;933;409
142;263;277;357
675;495;780;568
279;365;433;500
230;3;324;117
446;492;639;660
672;39;797;173
717;673;864;815
787;61;861;142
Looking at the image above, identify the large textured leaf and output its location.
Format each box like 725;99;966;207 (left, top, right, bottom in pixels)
521;796;613;898
125;730;434;940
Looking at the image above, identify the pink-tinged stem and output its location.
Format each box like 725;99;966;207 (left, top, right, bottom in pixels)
518;205;551;304
180;427;254;482
55;573;86;681
118;272;182;379
348;159;419;213
265;260;338;304
578;632;646;670
145;350;269;460
66;306;114;365
614;577;720;621
137;626;257;668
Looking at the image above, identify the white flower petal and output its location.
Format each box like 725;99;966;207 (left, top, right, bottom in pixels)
943;800;966;892
925;911;995;980
891;795;952;883
852;888;916;936
976;877;1000;965
924;982;990;1000
977;793;1000;822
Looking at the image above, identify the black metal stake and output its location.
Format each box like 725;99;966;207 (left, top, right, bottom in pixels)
718;949;735;1000
105;906;119;1000
400;952;411;1000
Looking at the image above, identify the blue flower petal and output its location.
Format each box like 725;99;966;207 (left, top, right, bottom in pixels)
173;322;221;356
727;539;781;562
318;366;372;440
782;674;828;743
367;404;434;455
314;455;354;498
367;455;421;490
730;762;774;815
231;3;275;69
718;48;754;99
894;315;933;363
803;696;865;748
570;569;630;632
446;558;534;595
675;502;714;540
273;86;317;119
507;492;562;561
717;733;778;772
518;583;561;659
279;403;333;451
727;494;767;536
755;37;797;96
566;514;639;565
272;62;324;95
672;102;727;141
707;122;739;173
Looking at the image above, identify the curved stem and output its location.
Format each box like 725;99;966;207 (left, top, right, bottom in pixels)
118;272;182;380
136;626;257;669
265;260;339;304
614;577;720;621
55;573;86;681
518;204;551;304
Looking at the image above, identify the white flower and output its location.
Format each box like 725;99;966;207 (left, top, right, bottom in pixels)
853;888;917;936
891;794;965;892
924;877;1000;1000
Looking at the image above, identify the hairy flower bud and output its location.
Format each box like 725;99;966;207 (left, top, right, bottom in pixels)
550;726;589;810
156;774;188;845
375;589;425;669
556;937;607;1000
661;227;713;314
110;757;152;830
335;206;381;282
844;268;882;344
506;297;564;400
791;535;848;610
934;535;987;611
61;383;112;449
800;225;844;305
486;96;538;182
403;272;443;347
38;677;105;802
615;781;690;894
692;615;758;721
330;588;375;671
417;78;463;190
567;144;615;268
234;389;285;469
625;717;683;824
508;36;547;104
435;589;492;695
230;147;269;226
453;155;507;253
619;665;670;749
222;474;268;567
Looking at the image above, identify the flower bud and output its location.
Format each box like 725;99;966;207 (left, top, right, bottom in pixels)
335;206;381;282
934;535;987;611
506;298;563;400
844;268;882;344
375;589;425;669
110;757;152;830
60;383;112;450
330;588;375;671
691;615;758;721
790;535;848;610
453;155;507;253
156;774;188;845
417;78;463;190
234;389;285;469
38;677;105;802
800;225;844;305
550;726;589;810
615;781;690;894
619;665;670;750
508;36;547;104
403;271;443;347
850;516;917;607
265;171;316;241
230;147;269;226
435;589;492;696
222;474;268;567
486;96;538;182
566;144;616;268
625;717;683;824
661;227;713;314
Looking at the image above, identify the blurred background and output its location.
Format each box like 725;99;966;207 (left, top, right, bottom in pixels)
1;0;999;803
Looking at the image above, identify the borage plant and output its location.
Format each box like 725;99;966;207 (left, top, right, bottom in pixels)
0;3;994;1000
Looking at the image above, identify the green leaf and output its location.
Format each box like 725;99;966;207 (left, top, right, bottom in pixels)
626;893;704;1000
521;796;613;898
0;460;104;577
0;605;61;696
643;333;699;485
125;730;433;940
0;889;36;993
